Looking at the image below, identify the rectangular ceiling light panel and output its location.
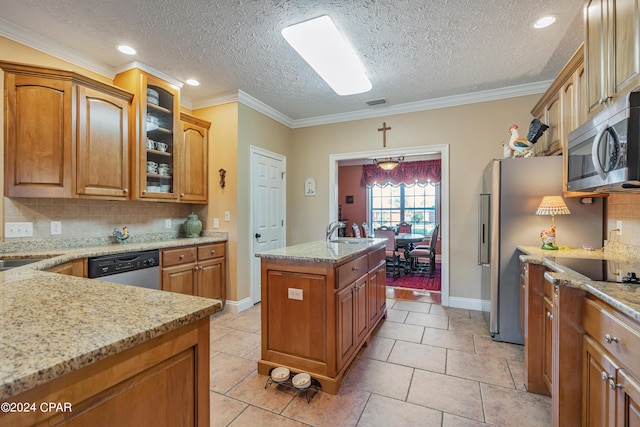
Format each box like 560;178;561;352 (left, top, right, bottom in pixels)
282;15;372;96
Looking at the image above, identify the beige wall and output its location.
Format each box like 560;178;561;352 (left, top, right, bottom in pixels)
288;96;541;300
606;194;640;245
338;165;366;232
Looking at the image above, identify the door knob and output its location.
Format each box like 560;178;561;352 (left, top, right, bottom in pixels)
255;233;261;239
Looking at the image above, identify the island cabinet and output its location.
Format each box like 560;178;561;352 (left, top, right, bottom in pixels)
582;296;640;427
258;245;386;394
44;258;87;277
161;242;226;306
0;317;210;427
584;0;640;117
1;61;132;199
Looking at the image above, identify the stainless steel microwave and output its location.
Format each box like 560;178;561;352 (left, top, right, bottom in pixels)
567;92;640;193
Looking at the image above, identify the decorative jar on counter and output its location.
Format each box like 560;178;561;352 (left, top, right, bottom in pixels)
184;212;202;238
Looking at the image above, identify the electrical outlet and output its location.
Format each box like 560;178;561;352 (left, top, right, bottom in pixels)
617;220;623;235
5;222;33;238
288;288;303;300
224;211;230;221
51;221;62;235
165;219;172;229
213;218;219;228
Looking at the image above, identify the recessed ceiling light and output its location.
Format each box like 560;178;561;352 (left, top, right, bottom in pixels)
185;79;200;86
282;15;372;96
533;15;556;29
117;45;137;55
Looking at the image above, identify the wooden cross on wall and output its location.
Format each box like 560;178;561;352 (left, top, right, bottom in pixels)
378;122;391;147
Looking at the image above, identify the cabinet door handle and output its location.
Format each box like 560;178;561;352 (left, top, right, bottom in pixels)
352;266;359;271
546;312;553;320
179;254;185;260
602;371;614;381
609;379;622;390
180;193;185;197
604;334;619;344
211;250;216;254
124;188;128;194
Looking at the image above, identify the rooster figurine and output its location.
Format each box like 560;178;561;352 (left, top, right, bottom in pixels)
112;226;129;244
540;225;557;250
508;119;549;158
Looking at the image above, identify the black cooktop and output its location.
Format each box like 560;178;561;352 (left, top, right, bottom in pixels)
549;256;640;284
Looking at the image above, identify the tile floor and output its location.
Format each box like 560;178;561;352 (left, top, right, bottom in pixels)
208;288;552;426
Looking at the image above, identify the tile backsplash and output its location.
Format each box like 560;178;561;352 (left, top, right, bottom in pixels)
3;198;197;241
606;194;640;246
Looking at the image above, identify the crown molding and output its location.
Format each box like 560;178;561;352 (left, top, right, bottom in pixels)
191;91;239;109
289;80;552;128
0;17;115;78
114;61;184;89
237;90;295;128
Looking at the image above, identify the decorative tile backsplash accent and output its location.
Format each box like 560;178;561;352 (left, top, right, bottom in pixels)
3;198;195;241
606;194;640;246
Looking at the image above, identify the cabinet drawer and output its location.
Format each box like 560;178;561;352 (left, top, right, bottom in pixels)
198;242;225;261
543;279;554;300
336;255;368;289
583;297;640;375
368;248;385;267
162;246;197;267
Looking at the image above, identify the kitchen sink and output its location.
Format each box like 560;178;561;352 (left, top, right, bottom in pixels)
330;239;373;245
0;258;44;271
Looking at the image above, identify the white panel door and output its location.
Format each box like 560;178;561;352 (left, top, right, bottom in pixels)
251;147;285;304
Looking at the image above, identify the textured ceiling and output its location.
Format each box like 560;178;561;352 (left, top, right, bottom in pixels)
0;0;584;123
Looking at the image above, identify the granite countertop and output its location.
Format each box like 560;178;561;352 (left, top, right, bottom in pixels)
518;244;640;322
0;232;228;400
255;237;387;264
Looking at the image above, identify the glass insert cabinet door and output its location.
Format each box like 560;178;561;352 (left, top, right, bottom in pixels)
144;81;176;198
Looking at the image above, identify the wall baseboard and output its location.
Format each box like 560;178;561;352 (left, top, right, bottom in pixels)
223;297;254;314
448;296;483;311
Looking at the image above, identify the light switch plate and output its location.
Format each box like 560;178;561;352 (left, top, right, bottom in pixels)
165;219;172;229
51;221;62;235
288;288;303;300
224;211;230;221
213;218;219;228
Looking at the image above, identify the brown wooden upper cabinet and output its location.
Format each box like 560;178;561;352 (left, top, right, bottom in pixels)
114;69;209;204
585;0;640;117
2;62;132;199
531;45;585;157
178;113;210;203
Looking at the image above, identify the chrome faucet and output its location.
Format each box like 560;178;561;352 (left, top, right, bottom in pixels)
326;221;346;241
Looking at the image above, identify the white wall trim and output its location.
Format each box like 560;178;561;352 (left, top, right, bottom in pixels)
238;90;295;128
224;297;254;314
448;297;484;312
329;144;450;306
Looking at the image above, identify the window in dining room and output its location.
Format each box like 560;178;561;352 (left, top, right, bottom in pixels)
369;182;437;235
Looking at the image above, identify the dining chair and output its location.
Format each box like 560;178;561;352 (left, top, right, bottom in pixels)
407;224;439;277
361;222;372;238
398;221;412;234
352;223;361;238
374;228;400;280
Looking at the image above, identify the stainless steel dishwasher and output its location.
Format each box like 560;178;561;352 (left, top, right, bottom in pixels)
87;249;160;290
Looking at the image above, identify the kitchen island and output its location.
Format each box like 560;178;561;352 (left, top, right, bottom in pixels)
255;237;387;394
0;234;227;426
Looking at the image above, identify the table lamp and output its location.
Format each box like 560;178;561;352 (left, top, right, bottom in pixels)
536;195;571;250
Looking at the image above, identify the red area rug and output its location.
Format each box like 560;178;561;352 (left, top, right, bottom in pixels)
386;264;441;291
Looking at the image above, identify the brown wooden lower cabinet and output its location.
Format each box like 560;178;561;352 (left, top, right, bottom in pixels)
582;296;640;427
0;317;210;427
258;246;386;394
161;242;226;306
44;258;87;277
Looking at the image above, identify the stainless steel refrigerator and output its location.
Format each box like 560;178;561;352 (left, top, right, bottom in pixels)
479;156;603;344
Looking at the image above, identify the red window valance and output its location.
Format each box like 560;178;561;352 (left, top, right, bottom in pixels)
361;159;441;187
